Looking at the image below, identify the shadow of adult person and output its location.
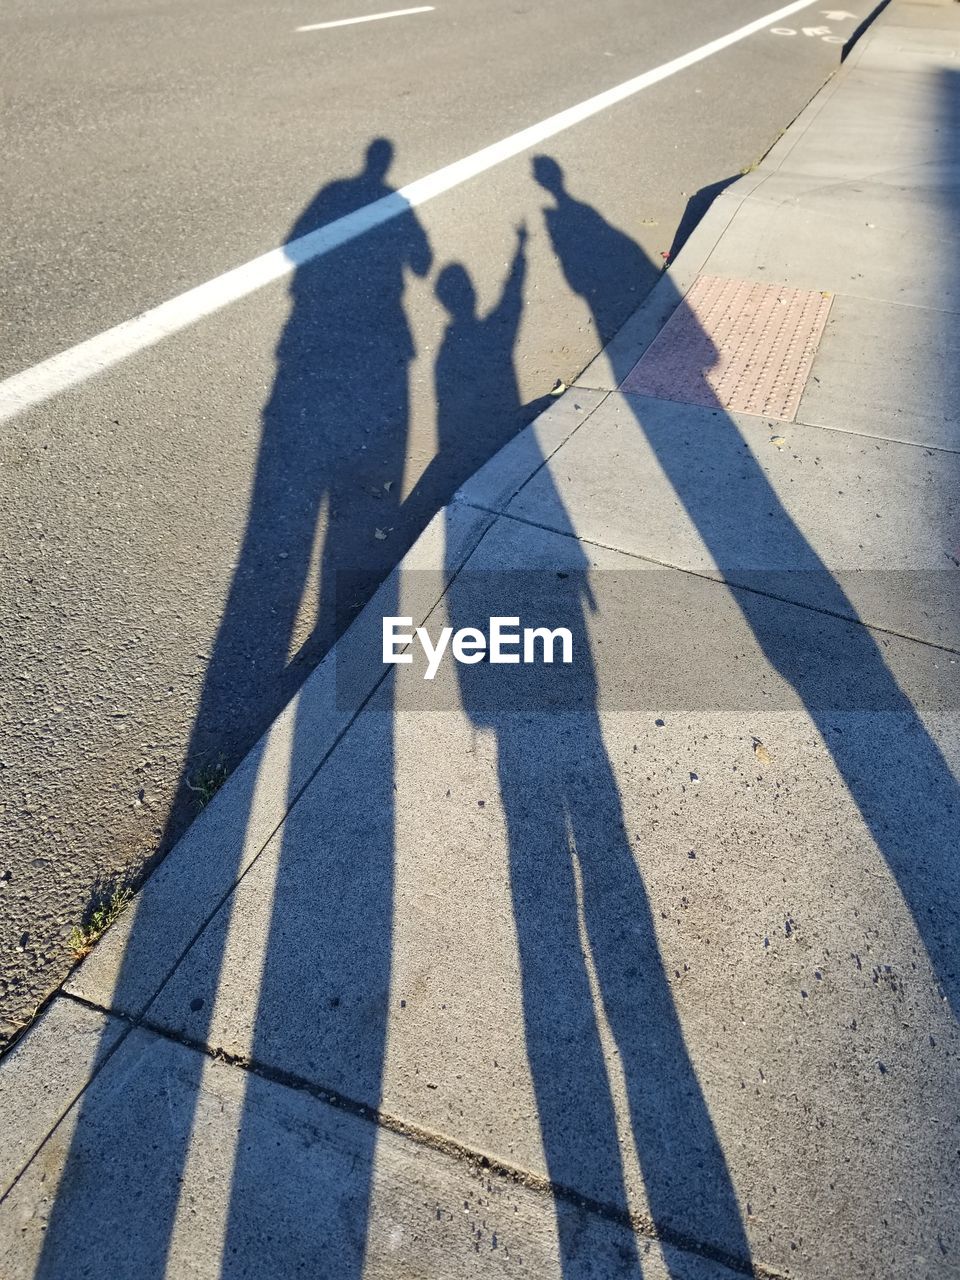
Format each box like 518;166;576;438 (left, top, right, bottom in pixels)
533;154;660;345
33;139;432;1280
437;253;754;1272
533;151;960;1027
171;136;432;804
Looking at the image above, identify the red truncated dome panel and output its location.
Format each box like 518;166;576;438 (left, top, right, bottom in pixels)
622;275;833;422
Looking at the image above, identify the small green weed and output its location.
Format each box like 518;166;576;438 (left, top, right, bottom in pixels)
185;757;229;809
69;885;132;959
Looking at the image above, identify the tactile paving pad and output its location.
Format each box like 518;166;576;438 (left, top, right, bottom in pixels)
622;275;833;421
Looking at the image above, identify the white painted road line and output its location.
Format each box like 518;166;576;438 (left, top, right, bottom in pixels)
0;0;819;426
297;7;434;32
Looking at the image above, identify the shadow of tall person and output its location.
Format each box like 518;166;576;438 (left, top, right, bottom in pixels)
534;155;660;344
170;136;432;795
33;139;432;1280
533;152;960;1027
438;255;754;1272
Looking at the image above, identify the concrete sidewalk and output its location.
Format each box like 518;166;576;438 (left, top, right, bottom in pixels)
3;2;960;1275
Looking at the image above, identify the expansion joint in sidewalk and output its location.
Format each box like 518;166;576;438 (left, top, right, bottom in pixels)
84;1003;778;1280
469;504;960;659
52;997;785;1280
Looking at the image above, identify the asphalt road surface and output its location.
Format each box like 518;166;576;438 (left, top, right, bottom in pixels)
0;0;880;1044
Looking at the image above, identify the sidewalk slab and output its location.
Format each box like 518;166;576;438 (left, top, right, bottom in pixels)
700;198;960;315
739;170;959;234
0;1025;742;1280
757;67;960;179
503;390;960;648
798;294;960;450
0;998;126;1197
857;21;960;66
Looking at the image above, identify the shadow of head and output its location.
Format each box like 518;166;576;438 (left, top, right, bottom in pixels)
532;153;566;201
436;262;476;320
364;136;394;180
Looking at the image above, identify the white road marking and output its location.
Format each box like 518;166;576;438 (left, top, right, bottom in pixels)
297;6;434;32
0;0;819;425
